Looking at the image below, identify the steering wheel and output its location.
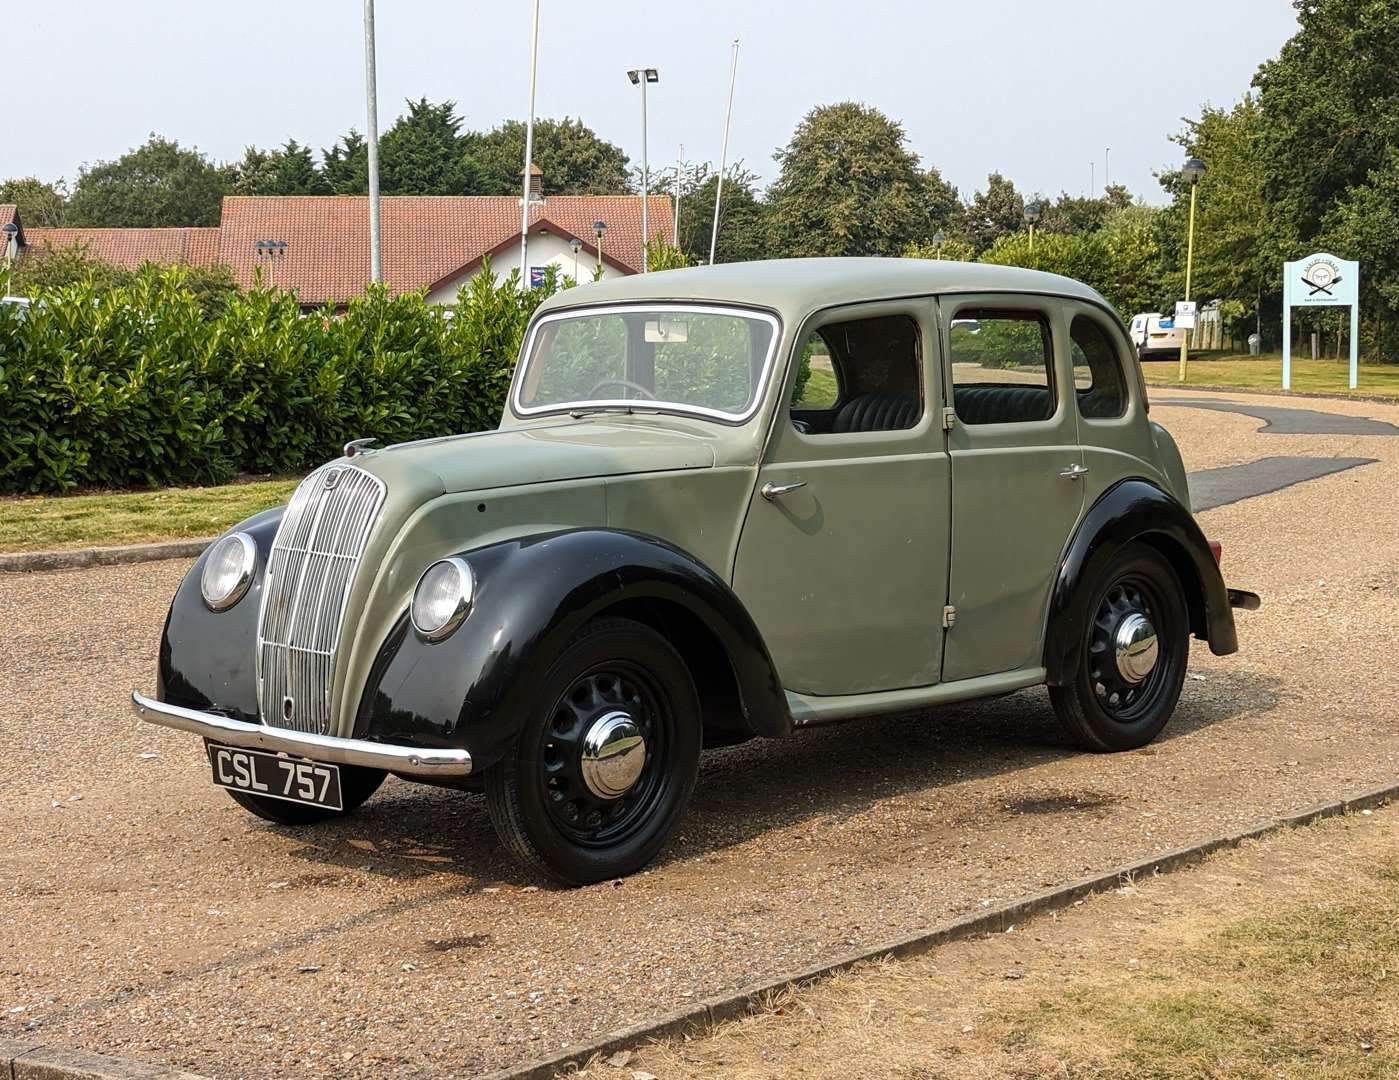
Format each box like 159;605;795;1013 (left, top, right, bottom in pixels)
587;378;657;401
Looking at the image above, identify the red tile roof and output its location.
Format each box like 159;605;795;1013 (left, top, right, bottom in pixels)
14;194;673;305
0;204;22;249
24;227;221;269
216;194;673;305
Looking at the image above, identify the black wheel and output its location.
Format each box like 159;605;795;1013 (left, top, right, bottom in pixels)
485;617;702;885
1050;543;1189;752
217;751;386;825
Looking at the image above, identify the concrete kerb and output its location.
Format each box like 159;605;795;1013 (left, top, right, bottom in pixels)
480;779;1399;1080
0;540;210;574
0;1039;211;1080
1147;381;1399;406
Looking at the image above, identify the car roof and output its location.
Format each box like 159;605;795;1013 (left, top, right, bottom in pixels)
535;257;1114;321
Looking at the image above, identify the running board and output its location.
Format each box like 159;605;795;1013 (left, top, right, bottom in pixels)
786;667;1047;727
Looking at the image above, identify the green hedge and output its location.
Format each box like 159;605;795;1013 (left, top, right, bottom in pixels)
0;260;559;493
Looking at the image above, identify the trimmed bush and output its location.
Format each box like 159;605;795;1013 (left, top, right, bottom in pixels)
0;259;560;493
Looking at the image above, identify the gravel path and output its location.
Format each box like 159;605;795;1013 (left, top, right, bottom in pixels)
3;388;1398;1079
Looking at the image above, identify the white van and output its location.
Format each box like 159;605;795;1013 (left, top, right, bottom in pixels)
1128;312;1185;360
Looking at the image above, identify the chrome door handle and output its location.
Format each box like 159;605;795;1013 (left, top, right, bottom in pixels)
1059;463;1089;480
761;480;807;501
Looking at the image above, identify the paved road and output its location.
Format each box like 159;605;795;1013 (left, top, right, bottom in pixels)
3;389;1398;1079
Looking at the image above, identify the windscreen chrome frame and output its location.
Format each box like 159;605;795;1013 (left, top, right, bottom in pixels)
511;303;783;424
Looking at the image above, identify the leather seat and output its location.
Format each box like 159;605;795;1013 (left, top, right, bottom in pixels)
833;392;921;433
953;386;1053;425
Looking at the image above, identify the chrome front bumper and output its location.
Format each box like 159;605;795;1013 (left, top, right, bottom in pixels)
131;691;473;779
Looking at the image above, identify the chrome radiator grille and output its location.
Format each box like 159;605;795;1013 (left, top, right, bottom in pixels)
256;465;386;734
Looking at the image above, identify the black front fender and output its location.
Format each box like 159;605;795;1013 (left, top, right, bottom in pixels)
157;507;286;721
357;528;791;773
1045;479;1237;685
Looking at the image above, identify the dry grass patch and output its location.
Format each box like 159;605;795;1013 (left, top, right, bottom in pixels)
575;810;1399;1080
0;476;298;552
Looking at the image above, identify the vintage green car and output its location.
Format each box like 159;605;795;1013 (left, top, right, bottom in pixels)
134;259;1258;884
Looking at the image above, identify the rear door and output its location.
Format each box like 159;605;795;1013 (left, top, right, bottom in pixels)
940;294;1085;682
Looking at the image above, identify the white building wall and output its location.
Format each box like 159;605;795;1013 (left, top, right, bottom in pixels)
425;228;627;305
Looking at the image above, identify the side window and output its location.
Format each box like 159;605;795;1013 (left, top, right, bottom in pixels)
790;330;842;410
949;309;1055;425
790;314;922;435
1070;314;1128;420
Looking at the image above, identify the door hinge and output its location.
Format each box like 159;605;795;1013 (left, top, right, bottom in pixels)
941;406;956;431
942;604;957;629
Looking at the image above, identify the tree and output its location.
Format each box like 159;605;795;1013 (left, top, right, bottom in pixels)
66;135;230;227
322;131;368;194
378;98;484;195
1160;96;1280;342
1253;0;1399;243
232;140;329;195
672;164;769;264
1324;149;1399;358
0;178;67;226
766;102;933;257
473;118;631;195
965;172;1025;253
1036;185;1132;236
919;166;964;238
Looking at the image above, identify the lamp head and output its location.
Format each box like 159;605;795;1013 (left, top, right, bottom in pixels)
1024;202;1042;225
1183;157;1206;185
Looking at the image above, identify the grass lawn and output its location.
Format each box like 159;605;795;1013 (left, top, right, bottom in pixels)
0;476;299;553
586;808;1399;1080
1142;352;1399;396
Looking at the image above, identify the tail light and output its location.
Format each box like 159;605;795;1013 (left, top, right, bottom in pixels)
1208;540;1222;564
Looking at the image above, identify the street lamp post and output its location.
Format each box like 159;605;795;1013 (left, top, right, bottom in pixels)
363;0;382;284
1024;202;1042;257
593;220;607;277
569;237;582;282
932;232;945;261
1178;156;1205;382
627;67;659;272
1;222;17;287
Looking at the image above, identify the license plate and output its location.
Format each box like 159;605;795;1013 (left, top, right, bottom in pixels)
207;744;343;810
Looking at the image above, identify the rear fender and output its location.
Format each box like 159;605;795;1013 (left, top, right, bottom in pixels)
1045;479;1237;685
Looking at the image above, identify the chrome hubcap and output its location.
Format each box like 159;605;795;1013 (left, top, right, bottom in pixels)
579;711;647;799
1113;612;1158;684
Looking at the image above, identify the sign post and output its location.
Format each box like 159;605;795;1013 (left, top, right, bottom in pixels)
1282;253;1359;390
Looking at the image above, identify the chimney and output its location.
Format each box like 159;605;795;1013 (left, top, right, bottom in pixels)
520;163;544;203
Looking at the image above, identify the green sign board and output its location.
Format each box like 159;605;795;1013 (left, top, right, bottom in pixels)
1282;252;1359;389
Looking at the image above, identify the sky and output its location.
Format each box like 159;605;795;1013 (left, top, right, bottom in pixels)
5;1;1301;206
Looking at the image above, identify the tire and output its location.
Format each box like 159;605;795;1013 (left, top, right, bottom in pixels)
1050;542;1189;752
220;755;387;826
485;617;702;886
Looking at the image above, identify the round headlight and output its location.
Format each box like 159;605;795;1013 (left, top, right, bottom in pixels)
201;532;257;612
411;558;475;642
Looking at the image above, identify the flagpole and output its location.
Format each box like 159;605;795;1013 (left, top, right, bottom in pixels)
518;0;541;290
709;38;738;266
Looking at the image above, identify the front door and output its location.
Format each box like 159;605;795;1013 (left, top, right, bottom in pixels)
940;295;1086;682
732;301;950;697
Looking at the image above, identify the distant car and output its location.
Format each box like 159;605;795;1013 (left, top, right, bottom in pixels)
1129;312;1185;360
134;259;1259;884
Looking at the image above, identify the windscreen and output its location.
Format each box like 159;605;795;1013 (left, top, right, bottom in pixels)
516;306;778;420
